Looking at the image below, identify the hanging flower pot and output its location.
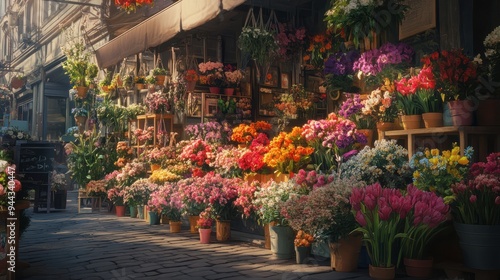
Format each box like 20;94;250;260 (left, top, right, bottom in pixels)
76;86;89;99
10;75;26;89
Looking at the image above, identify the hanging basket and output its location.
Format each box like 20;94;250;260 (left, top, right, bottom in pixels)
10;76;26;89
76;86;89;98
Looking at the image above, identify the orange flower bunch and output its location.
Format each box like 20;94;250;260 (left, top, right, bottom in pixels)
185;69;199;82
294;230;314;247
114;0;153;13
231;121;272;144
302;30;334;70
263;127;314;174
115;141;134;168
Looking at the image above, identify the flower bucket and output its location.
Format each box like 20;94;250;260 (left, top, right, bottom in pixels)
148;211;160;225
216;220;231;242
269;225;294;259
137;205;145;219
448;100;475;126
189;215;200;234
329;233;363;272
129;205;138;218
295;246;311;264
454;222;500;270
115;205;126;217
169;221;182;233
199;228;212;244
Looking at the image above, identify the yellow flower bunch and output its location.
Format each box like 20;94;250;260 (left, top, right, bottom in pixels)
149;169;182;184
263;127;314;175
410;144;473;202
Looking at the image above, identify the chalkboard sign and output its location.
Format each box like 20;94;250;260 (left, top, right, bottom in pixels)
15;142;55;173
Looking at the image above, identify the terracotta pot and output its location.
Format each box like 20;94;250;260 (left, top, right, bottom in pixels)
369;264;395;280
357;129;375;147
135;83;145;90
224;88;235;96
209;87;221;94
422;112;444;128
404;258;433;278
199;228;212;244
448;100;475;126
115;205;126;217
156;75;166;86
189;215;200;234
376;122;396;140
76;86;88;98
329;233;363;272
401;115;422;130
169;221;182;233
216;220;231;241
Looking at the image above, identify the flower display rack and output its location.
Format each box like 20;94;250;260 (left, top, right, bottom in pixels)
379;126;500;160
129;113;173;152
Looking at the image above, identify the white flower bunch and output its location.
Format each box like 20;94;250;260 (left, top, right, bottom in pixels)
485;26;500;59
224;69;244;86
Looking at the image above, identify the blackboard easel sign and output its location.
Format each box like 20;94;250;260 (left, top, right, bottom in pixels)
14;142;56;213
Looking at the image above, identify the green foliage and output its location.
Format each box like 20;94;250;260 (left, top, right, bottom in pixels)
66;130;118;187
238;27;278;65
61;40;97;87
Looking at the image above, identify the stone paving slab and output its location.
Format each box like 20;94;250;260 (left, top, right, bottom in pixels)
15;191;449;280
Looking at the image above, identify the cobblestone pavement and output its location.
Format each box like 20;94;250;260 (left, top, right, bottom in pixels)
17;191;435;280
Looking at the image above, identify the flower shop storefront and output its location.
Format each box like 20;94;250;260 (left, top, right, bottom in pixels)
21;0;500;279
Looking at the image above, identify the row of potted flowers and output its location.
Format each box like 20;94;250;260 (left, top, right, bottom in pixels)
73;115;500;277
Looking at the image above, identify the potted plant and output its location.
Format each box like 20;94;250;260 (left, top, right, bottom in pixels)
123;178;158;219
450;152;500;270
152;67;169;86
198;61;224;93
98;72;113;93
412;67;444;128
349;182;408;279
185;69;199;92
421;49;478;126
323;50;360;93
362;87;400;138
238;25;278;80
394;73;424;130
399;185;449;278
294;230;314;264
61;39;98;97
223;68;244;95
10;74;27;89
134;75;146;89
196;209;214;244
338;94;377;146
282;176;365;271
71;107;89;133
253;180;304;259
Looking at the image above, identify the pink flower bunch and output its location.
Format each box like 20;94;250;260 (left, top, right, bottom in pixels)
198;61;224;75
107;186;125;206
209;145;244;178
176;178;209;216
350;182;411;267
301;113;366;172
452;152;500;225
123;178;159;206
145;90;170;113
276;23;307;61
148;182;183;220
293;169;335;191
238;133;271;174
144;146;175;165
234;180;261;218
133;126;154;143
179;139;214;169
116;159;148;187
401;184;449;259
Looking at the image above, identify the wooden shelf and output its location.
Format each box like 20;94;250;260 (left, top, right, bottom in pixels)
380;126;500;160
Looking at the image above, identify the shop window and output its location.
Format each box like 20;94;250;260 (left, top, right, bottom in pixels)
46;97;66;141
17;100;33;132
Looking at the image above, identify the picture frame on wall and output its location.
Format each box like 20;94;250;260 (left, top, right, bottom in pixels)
204;98;218;117
280;73;290;89
263;67;279;88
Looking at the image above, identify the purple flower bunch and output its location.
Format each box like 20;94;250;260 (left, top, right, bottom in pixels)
338;94;363;119
354;42;414;76
324;50;360;76
185;121;232;144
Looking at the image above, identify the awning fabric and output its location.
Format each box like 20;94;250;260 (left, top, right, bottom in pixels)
96;0;246;68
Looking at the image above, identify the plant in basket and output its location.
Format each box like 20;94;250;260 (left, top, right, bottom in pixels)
341;139;412;189
301;113;366;173
263;127;314;175
410;144;473;202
